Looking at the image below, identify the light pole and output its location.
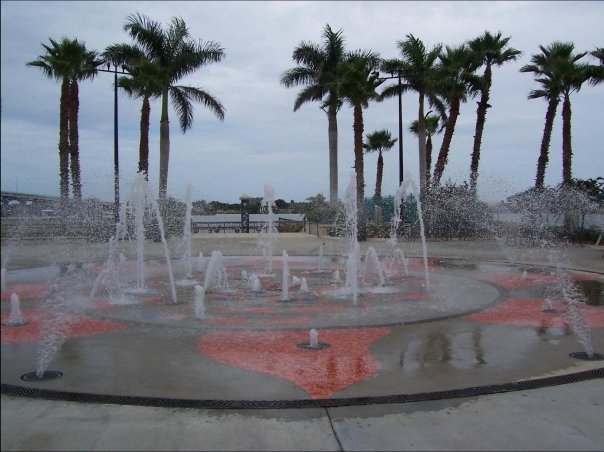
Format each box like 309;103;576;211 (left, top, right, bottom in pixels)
97;63;129;222
376;70;404;185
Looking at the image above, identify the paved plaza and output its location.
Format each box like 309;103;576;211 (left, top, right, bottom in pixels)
1;233;603;451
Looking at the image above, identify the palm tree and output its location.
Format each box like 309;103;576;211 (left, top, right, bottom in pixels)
409;113;442;185
280;24;347;204
467;31;521;193
380;34;444;196
520;42;590;187
339;50;383;240
27;37;101;203
102;44;165;178
520;43;566;189
432;44;482;188
122;13;226;199
363;129;397;199
556;46;590;186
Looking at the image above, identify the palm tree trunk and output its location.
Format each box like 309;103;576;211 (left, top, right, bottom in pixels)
159;90;170;200
68;79;82;201
426;135;432;185
470;64;492;194
353;103;366;241
139;96;151;179
535;97;559;189
375;151;383;199
418;92;427;198
561;92;573;186
59;78;70;206
433;97;461;187
327;108;338;204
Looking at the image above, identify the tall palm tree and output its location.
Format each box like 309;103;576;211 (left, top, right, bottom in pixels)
122;13;226;199
339;50;383;240
102;44;165;178
520;43;566;189
280;24;347;204
27;37;100;203
409;113;442;185
363;129;397;199
556;46;590;186
432;45;482;188
467;31;521;193
381;34;444;197
520;42;589;187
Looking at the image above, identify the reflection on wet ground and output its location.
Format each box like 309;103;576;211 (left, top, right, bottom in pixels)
575;279;604;306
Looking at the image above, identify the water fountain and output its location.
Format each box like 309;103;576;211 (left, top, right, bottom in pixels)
318;244;324;271
258;184;277;274
194;285;207;320
179;183;195;283
198;251;205;272
1;174;602;407
281;250;290;301
3;293;27;326
309;328;318;348
299;277;309;293
391;172;430;290
204;250;229;292
362;247;385;287
342;174;360;305
333;270;342;284
250;274;262;292
92;174;178;302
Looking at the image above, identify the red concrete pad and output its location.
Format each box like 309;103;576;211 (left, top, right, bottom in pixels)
1;307;128;343
207;316;249;325
198;327;390;398
465;297;604;328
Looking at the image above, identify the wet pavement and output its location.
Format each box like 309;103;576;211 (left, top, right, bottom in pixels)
1;233;603;451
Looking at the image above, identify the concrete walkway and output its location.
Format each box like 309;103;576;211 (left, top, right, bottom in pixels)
3;378;603;451
1;234;603;451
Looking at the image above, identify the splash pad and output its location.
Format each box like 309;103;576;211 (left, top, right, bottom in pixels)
1;177;603;405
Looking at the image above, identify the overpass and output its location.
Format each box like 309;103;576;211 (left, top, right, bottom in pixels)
1;191;114;217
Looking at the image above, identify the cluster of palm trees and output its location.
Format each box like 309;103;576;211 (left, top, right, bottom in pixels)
281;25;602;240
520;43;603;188
28;16;601;231
27;38;100;203
27;13;225;207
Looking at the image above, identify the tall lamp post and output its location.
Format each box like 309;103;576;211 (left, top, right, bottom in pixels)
376;70;404;185
97;63;129;222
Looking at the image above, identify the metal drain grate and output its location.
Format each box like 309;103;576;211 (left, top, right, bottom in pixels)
570;352;604;361
21;371;63;382
3;367;602;410
297;342;331;350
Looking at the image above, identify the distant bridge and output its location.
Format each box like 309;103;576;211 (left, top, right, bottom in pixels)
1;190;61;204
1;191;113;217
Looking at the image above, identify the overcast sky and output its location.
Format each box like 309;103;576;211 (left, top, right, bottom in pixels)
1;1;602;205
